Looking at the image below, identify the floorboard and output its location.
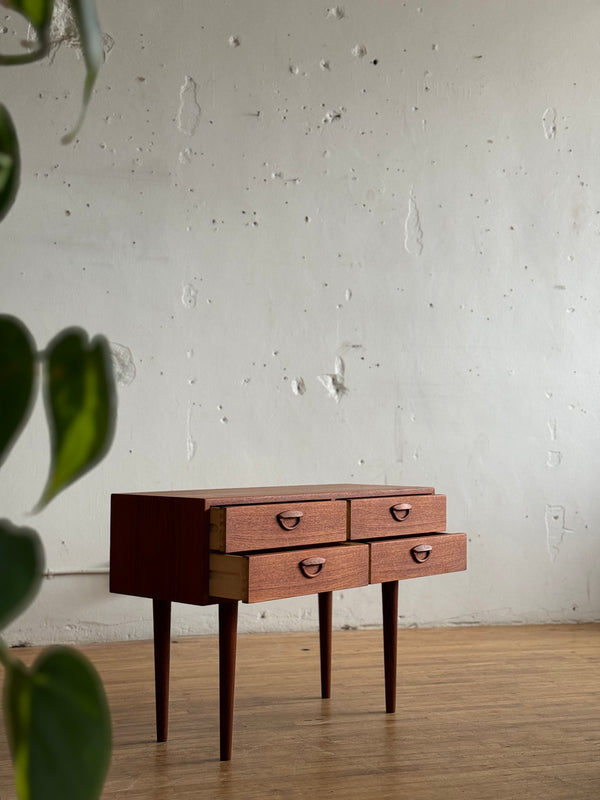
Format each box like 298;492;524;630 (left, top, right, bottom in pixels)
0;624;599;799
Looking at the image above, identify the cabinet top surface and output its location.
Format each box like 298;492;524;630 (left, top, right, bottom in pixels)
112;484;435;506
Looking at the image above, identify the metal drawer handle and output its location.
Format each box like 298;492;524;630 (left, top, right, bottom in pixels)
390;503;412;521
411;544;432;563
299;556;326;578
277;510;304;530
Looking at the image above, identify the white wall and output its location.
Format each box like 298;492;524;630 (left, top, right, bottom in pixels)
2;0;599;645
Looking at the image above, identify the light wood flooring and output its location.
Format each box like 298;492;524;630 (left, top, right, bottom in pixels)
0;624;599;799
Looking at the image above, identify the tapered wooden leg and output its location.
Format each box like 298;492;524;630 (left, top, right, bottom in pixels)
318;591;332;699
152;598;172;742
381;581;398;713
218;601;238;761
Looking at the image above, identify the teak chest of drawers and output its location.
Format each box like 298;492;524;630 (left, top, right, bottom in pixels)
110;484;466;760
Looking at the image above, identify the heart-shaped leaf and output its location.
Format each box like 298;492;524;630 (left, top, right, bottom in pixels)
36;329;116;510
3;645;111;800
0;315;36;467
0;521;44;631
0;104;21;222
2;655;31;799
0;0;54;64
61;0;104;145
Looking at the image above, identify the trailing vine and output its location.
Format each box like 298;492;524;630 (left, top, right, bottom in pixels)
1;2;115;798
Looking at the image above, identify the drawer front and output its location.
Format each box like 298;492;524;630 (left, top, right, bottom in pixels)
209;543;369;603
369;533;466;583
348;494;446;540
210;500;346;553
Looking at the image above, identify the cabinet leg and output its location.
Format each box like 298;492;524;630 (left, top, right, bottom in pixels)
318;591;332;699
381;581;398;713
152;598;172;742
218;601;238;761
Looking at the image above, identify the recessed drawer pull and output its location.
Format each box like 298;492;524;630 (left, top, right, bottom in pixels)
411;544;433;563
276;510;304;530
390;503;412;521
299;556;326;578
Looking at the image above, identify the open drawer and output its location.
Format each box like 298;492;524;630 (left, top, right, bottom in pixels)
209;543;369;603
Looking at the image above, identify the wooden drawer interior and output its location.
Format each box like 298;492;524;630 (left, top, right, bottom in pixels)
210;500;347;553
348;494;446;540
369;533;466;583
209;543;369;603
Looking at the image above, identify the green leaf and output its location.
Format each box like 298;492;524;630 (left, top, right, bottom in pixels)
0;2;103;139
2;655;32;800
61;0;103;144
3;646;112;800
0;0;54;64
1;0;54;30
0;315;36;467
0;105;21;222
36;329;116;510
0;521;44;631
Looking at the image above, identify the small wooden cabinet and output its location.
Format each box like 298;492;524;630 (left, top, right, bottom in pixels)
110;484;467;760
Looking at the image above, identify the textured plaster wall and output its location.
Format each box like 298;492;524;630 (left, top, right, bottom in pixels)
2;0;600;645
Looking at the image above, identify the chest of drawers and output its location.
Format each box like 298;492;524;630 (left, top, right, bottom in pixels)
110;484;466;760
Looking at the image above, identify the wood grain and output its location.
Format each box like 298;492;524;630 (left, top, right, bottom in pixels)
110;487;438;607
318;591;332;699
218;601;238;761
369;532;467;583
1;625;598;800
110;493;212;605
209;500;347;553
209;543;369;602
152;598;171;742
349;493;447;540
120;484;435;507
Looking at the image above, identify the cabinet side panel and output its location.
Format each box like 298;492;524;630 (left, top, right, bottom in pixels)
109;494;212;606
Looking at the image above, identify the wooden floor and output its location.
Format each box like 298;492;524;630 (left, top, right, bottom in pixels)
0;624;599;799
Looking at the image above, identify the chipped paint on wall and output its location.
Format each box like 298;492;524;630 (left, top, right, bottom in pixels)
404;190;423;256
326;6;345;20
318;357;348;402
542;107;557;140
291;377;306;396
351;44;367;59
42;0;114;61
546;451;562;468
545;506;573;562
181;283;197;309
110;343;136;387
177;75;201;135
3;0;600;644
186;402;196;461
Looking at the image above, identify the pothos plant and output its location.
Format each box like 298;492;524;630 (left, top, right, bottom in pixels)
1;2;115;798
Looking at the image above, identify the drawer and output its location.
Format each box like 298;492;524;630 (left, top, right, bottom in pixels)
209;543;369;603
348;494;446;540
210;500;346;553
369;533;466;583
